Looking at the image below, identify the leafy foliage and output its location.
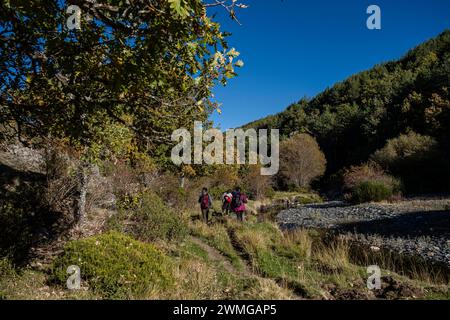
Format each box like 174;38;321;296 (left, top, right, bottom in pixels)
0;164;74;264
372;131;436;161
343;162;401;203
343;162;401;192
350;181;394;204
371;132;450;193
279;134;326;189
0;0;243;165
109;192;188;243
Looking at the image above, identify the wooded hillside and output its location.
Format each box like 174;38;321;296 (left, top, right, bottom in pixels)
245;30;450;193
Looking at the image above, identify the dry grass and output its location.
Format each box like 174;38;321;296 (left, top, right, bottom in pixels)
313;240;352;272
242;278;297;300
2;202;449;300
163;259;224;300
350;243;450;285
239;228;268;253
282;229;313;261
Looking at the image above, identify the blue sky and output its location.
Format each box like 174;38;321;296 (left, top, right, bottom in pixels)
209;0;450;130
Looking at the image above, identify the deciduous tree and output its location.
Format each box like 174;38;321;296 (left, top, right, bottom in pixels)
279;134;326;189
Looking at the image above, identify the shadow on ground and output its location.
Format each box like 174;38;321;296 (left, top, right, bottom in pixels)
336;210;450;238
0;164;75;265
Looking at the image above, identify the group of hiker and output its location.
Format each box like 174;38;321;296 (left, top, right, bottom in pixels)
198;187;248;224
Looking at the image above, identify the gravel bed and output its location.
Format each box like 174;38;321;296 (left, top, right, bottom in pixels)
277;200;450;266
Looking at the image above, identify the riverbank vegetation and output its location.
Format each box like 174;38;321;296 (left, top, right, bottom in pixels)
2;196;449;300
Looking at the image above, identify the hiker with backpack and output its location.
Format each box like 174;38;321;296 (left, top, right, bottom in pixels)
222;190;233;216
231;187;248;222
199;187;213;224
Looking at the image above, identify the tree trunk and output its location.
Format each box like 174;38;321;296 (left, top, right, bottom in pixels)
76;163;89;225
180;176;186;189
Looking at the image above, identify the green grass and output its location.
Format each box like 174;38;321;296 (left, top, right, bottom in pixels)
189;221;244;271
178;239;210;261
2;190;449;300
160;232;294;300
0;259;98;300
228;220;450;299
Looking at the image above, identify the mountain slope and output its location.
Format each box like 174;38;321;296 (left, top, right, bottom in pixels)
245;30;450;183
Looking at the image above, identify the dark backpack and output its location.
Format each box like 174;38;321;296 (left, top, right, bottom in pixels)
201;194;210;209
232;192;242;209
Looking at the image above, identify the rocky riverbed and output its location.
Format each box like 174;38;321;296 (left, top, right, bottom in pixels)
277;199;450;267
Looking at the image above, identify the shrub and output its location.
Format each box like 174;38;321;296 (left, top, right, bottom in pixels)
52;231;174;299
111;192;188;243
371;132;450;193
208;185;228;201
342;162;402;201
343;162;398;190
350;181;394;204
0;177;71;263
103;161;142;198
0;257;16;299
209;166;240;190
152;173;192;210
0;257;16;278
343;163;401;203
371;132;438;167
279;134;327;189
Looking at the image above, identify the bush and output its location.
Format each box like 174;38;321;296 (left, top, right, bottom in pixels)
371;132;438;167
208;185;228;201
343;162;402;197
343;162;398;190
103;161;142;198
0;175;71;263
343;163;402;203
350;181;394;204
152;173;192;210
371;132;450;193
0;257;16;299
0;257;16;278
110;192;188;243
52;231;174;299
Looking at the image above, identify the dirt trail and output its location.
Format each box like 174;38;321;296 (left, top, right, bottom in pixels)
225;226;253;268
189;236;245;276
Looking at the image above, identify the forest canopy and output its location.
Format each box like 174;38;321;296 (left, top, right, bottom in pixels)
0;0;244;165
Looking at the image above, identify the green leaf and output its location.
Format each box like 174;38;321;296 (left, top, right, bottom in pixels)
168;0;190;18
